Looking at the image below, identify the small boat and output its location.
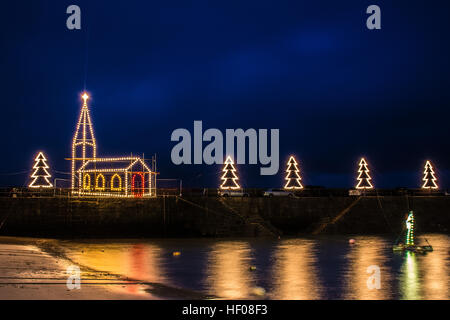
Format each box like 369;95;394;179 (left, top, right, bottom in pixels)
393;244;433;253
392;211;433;254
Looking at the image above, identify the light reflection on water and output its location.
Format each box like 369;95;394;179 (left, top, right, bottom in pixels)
66;242;167;296
422;239;449;299
343;237;393;299
400;251;420;300
270;239;321;299
398;234;449;300
204;241;255;299
61;234;449;300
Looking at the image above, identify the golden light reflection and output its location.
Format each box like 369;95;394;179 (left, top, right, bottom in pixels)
67;243;165;295
270;239;321;299
205;241;255;299
125;244;160;294
399;251;421;300
344;237;392;299
420;235;449;299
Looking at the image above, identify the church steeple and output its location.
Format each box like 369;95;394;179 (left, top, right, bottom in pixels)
71;92;97;189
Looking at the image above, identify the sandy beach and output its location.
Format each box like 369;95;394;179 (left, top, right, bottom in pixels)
0;237;155;300
0;236;211;300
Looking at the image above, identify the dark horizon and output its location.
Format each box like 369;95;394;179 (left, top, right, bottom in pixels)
1;1;450;189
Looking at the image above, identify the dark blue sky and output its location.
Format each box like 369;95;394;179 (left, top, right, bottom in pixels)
1;0;449;188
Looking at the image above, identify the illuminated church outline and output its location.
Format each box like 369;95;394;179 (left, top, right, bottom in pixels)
71;93;156;197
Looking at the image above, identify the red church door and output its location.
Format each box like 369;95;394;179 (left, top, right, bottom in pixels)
131;173;144;198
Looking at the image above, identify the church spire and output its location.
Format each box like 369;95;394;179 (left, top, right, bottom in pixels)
71;92;97;189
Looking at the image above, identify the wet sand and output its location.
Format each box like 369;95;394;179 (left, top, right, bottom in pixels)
0;236;210;300
0;237;155;299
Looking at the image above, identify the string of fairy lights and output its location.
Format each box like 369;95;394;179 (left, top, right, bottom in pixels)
68;92;156;198
21;93;444;193
26;151;443;192
283;156;303;190
220;156;241;190
219;156;441;191
422;160;438;189
72;93;97;190
405;211;415;246
27;152;443;192
28;152;53;188
355;158;373;190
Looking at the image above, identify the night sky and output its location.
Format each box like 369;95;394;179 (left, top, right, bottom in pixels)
1;0;449;189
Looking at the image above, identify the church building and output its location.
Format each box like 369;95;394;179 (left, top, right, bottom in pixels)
71;93;156;197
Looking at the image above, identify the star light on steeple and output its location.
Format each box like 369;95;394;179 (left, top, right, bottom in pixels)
82;92;89;105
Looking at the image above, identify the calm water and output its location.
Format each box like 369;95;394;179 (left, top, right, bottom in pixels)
59;234;449;300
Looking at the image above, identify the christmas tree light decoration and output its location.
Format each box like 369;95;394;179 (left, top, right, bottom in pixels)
83;174;91;190
355;157;374;189
422;160;438;189
284;156;303;190
405;211;415;246
220;156;241;190
29;152;53;188
95;174;106;191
